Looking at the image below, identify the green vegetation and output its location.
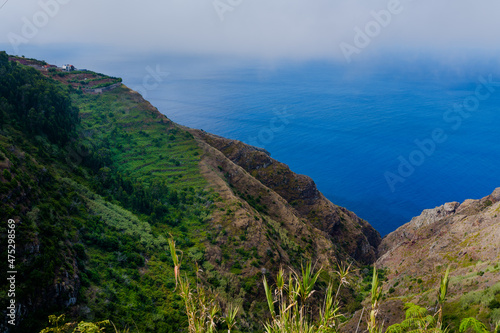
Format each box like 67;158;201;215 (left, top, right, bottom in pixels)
73;87;205;188
0;52;78;144
2;52;500;332
386;303;439;333
38;260;500;332
168;237;240;333
459;317;500;333
170;254;499;333
39;315;110;333
384;266;450;333
0;51;213;332
368;266;383;333
262;262;346;333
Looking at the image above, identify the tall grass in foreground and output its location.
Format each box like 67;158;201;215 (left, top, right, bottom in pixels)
168;237;240;333
384;266;451;333
170;234;498;333
367;266;383;333
39;249;500;332
262;262;352;333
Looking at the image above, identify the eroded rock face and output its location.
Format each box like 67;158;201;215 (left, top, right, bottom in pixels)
194;130;381;264
408;201;460;230
491;187;500;201
378;189;500;259
376;188;500;308
363;188;500;332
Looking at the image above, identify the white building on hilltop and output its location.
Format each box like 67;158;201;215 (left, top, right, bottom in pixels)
62;64;75;71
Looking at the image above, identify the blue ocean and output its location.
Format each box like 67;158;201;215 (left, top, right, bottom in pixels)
129;56;500;236
13;47;500;236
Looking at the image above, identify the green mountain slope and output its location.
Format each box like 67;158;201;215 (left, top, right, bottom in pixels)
1;52;213;332
5;52;497;333
0;52;381;332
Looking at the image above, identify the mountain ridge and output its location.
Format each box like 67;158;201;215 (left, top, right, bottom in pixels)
0;52;379;332
2;52;499;332
193;129;381;264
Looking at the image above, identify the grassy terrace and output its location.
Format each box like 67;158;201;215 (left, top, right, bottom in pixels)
72;86;206;189
9;55;123;90
66;85;216;330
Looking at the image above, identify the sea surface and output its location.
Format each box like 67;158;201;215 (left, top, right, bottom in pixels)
119;56;500;236
8;46;500;236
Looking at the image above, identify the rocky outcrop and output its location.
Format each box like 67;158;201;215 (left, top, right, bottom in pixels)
376;188;500;323
378;189;500;260
377;201;460;257
338;189;500;333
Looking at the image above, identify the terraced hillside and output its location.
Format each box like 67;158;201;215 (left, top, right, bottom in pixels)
0;52;380;332
3;51;498;333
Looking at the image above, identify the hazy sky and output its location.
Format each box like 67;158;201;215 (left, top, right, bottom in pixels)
1;0;500;61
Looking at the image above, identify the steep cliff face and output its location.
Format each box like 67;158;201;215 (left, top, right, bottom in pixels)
194;131;381;264
378;188;500;264
193;133;340;274
1;53;384;331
